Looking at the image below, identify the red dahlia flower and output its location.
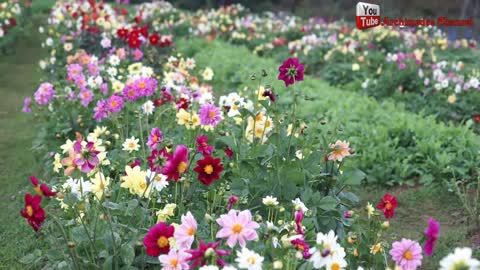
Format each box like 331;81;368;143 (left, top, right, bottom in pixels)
187;240;230;268
473;114;480;124
224;146;234;159
149;33;160;46
377;193;397;219
278;57;304;87
128;37;141;49
162;145;189;181
20;193;45;232
116;28;129;39
262;89;276;102
130;159;142;168
193;155;224;186
30;175;56;197
143;222;175;256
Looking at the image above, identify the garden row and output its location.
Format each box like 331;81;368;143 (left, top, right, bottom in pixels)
176;37;480;187
145;3;480;133
15;0;479;269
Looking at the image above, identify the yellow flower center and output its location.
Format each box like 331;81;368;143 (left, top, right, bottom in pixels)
265;120;271;128
139;82;146;89
110;100;117;108
204;165;214;175
152;135;158;142
209;110;216;119
385;202;392;210
232;223;243;233
157;236;169;248
26;205;34;217
403;250;413;260
331;263;340;270
34;186;43;196
154;175;163;182
177;161;187;174
187;227;196;236
128;142;136;148
246;256;256;265
169;258;178;267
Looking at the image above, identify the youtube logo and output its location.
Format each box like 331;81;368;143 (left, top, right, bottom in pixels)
356;2;380;29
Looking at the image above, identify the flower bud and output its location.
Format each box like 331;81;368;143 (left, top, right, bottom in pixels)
205;248;215;258
105;130;111;136
67;241;76;248
273;260;283;269
295;251;303;259
204;213;213;223
381;221;390;229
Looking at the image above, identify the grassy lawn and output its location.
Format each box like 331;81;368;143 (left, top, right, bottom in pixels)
0;22;46;269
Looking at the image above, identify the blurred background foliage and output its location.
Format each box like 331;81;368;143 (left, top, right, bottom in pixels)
122;0;480;39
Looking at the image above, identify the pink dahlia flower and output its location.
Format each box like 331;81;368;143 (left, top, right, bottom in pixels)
174;211;197;249
216;209;259;248
389;238;423;270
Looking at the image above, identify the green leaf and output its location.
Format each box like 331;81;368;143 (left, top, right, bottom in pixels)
102;201;123;210
318;196;338;211
339;169;366;186
121;243;135;266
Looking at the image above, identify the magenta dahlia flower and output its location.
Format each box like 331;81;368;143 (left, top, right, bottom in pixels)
78;89;94;107
199;103;222;127
187;241;230;268
67;63;83;80
93;100;109;122
73;140;100;174
106;94;124;113
195;135;214;156
424;218;440;256
162;145;189;181
143;222;175;256
147;127;163;150
22;97;32;113
278;57;304;87
34;82;55;105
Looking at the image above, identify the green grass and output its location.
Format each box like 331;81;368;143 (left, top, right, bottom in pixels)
31;0;56;13
0;24;47;269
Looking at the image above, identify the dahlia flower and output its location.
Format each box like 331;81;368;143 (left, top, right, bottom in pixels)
216;209;259;248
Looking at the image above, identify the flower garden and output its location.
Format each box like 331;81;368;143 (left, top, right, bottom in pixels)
1;0;480;269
